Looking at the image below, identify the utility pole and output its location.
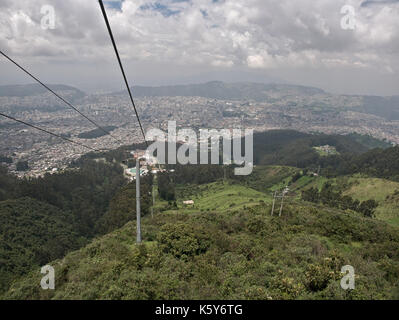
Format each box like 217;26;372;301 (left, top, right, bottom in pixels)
151;182;155;219
271;191;276;216
279;191;285;217
136;154;141;244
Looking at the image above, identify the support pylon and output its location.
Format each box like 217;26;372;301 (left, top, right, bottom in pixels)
136;155;141;243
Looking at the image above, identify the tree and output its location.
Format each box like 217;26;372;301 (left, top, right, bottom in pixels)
0;156;12;164
358;200;378;218
302;187;319;203
158;173;176;201
16;161;29;171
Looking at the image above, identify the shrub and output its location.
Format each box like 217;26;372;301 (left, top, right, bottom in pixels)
157;223;211;259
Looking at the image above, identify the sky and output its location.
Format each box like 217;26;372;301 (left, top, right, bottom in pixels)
0;0;399;95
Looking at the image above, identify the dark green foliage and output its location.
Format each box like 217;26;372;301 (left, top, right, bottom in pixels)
158;223;211;259
3;201;398;300
14;160;126;237
72;142;148;165
347;133;392;149
302;183;378;217
0;156;12;164
77;126;117;139
126;159;135;168
249;131;399;183
0;158;130;293
291;172;302;183
319;146;399;181
251;130;368;168
96;177;152;234
230;166;298;192
158;172;176;201
358;200;378;218
302;187;320;203
170;164;227;185
0;198;85;292
0;165;17;201
16;161;29;172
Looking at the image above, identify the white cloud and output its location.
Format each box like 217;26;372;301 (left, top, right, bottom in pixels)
0;0;398;94
247;55;265;68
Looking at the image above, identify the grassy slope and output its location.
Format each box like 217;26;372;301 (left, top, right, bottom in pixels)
343;177;399;227
279;172;399;227
235;165;298;193
343;177;399;202
313;146;339;157
177;181;269;212
177;167;399;227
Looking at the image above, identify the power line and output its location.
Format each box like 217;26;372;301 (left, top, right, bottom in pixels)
0;50;124;145
0;112;106;153
98;0;148;148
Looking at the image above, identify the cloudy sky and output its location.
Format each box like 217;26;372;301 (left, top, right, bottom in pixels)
1;0;399;95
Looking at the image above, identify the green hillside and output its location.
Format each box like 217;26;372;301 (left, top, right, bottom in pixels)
268;171;399;227
230;165;298;193
346;133;393;149
3;192;398;300
177;182;269;212
343;177;399;227
1;131;399;300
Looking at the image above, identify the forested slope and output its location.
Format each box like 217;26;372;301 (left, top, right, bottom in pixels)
2;194;398;300
0;198;85;292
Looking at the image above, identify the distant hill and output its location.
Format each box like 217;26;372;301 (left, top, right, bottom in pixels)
112;81;399;121
354;96;399;120
248;130;399;181
0;84;85;99
329;145;399;181
114;81;325;101
251;130;369;168
346;133;393;149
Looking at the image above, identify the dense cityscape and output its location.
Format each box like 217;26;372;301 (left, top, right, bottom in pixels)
0;83;397;177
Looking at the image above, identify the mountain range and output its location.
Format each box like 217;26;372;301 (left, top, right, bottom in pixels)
0;84;85;99
117;81;325;101
2;81;399;121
